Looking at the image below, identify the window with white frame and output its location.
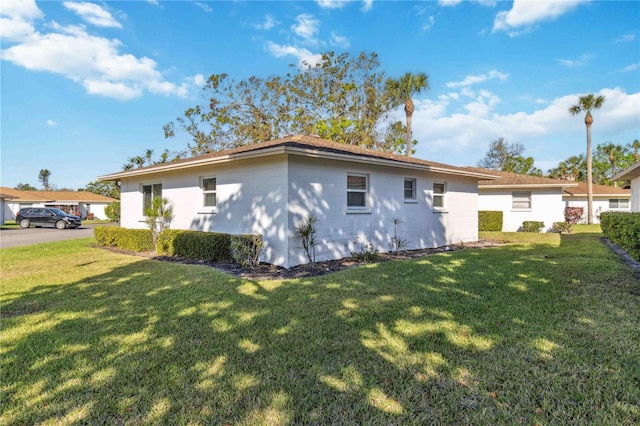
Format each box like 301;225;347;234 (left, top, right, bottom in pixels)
347;174;368;208
142;183;162;214
433;182;446;209
404;178;416;201
609;198;629;209
512;191;531;210
202;177;217;208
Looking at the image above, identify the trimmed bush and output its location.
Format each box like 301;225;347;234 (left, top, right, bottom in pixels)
479;210;503;231
522;221;544;233
169;230;232;262
94;226;154;252
104;201;120;222
551;222;571;234
230;235;264;268
601;212;640;261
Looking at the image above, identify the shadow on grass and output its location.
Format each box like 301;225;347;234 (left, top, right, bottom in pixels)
1;234;639;424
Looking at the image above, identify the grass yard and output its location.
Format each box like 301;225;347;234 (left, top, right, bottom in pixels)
1;229;639;425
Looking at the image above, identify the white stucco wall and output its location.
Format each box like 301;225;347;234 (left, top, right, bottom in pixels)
478;188;565;232
632;177;640;212
119;153;481;268
563;196;631;223
286;156;479;267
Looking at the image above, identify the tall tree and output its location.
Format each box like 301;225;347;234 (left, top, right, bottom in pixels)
600;142;625;186
630;139;640;162
548;154;587;181
569;93;605;224
385;72;429;157
38;169;52;190
144;149;154;166
164;51;406;156
84;181;120;199
477;137;541;175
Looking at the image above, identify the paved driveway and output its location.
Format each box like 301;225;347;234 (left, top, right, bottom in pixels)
0;223;117;249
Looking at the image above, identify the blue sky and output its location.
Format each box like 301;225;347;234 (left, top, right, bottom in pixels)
1;0;638;190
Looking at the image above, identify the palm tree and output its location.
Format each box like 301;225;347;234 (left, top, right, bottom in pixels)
569;94;605;224
144;149;154;166
601;142;625;186
631;139;640;162
385;72;429;157
38;169;52;190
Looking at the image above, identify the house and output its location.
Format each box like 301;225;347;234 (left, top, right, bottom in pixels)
613;162;640;212
97;135;499;268
0;187;117;223
473;169;578;232
562;182;631;222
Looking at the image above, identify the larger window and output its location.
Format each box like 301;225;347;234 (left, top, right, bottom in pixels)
433;182;446;209
512;191;531;210
202;177;217;208
142;183;162;214
347;174;368;208
609;198;629;209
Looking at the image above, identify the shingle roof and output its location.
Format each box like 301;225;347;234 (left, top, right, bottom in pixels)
0;187;117;203
562;182;631;197
465;168;578;188
98;134;500;181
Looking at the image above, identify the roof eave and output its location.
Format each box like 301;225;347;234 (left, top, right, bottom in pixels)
613;162;640;181
479;183;579;189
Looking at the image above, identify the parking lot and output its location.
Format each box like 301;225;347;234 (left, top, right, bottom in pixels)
0;224;113;249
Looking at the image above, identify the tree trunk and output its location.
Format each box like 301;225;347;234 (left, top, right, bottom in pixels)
585;113;593;224
405;98;414;157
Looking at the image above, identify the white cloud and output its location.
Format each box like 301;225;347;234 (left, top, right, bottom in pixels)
0;0;42;41
46;119;57;126
422;15;435;31
254;14;279;30
146;0;159;5
62;2;122;29
193;2;213;13
292;14;320;42
315;0;349;9
446;70;508;88
330;31;350;49
493;0;585;36
361;0;373;12
614;33;635;43
410;88;639;168
621;63;639;72
439;0;462;6
1;18;198;101
265;41;323;68
557;53;594;67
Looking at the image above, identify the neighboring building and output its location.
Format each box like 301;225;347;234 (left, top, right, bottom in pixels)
473;169;578;232
613;162;640;212
0;187;117;223
97;135;499;268
562;182;631;223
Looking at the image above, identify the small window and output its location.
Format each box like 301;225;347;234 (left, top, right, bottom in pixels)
404;178;416;200
142;183;162;214
512;191;531;210
433;182;446;209
609;198;629;209
347;174;368;208
202;177;217;207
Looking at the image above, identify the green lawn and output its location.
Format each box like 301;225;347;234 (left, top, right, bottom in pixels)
1;230;639;425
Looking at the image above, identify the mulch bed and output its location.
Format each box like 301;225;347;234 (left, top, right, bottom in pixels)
98;240;499;281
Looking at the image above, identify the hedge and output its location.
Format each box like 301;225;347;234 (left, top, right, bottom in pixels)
479;211;503;231
94;226;154;252
600;212;640;261
522;221;544;233
95;227;264;264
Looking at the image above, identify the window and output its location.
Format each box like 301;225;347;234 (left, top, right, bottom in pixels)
142;183;162;214
202;177;217;208
433;182;446;209
512;191;531;210
347;174;368;208
404;178;416;201
609;198;629;209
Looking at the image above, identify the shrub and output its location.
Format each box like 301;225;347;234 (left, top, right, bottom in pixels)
231;235;264;268
94;226;154;252
104;201;120;222
170;231;232;262
294;214;318;264
564;207;583;232
522;221;544;233
479;211;503;231
600;212;640;261
551;222;571;233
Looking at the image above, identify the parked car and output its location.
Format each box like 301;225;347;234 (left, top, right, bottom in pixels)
16;208;82;230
